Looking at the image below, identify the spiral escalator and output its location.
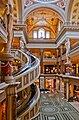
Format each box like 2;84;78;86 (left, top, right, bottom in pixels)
11;49;40;120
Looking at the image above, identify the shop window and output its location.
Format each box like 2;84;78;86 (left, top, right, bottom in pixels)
44;65;57;74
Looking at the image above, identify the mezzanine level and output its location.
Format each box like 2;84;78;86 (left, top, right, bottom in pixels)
56;22;79;47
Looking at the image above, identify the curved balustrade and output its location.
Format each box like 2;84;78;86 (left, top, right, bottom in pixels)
17;86;31;109
11;49;40;92
17;86;40;120
17;85;37;114
28;38;55;43
30;112;40;120
0;48;40;120
11;49;29;64
13;54;36;76
56;22;79;46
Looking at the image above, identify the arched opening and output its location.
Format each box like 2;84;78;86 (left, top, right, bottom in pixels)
38;28;45;38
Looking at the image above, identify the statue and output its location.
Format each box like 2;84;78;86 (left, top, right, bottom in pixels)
65;38;70;64
4;4;13;53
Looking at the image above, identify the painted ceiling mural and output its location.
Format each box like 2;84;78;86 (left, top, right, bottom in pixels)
25;7;63;39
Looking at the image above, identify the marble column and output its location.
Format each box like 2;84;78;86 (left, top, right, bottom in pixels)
56;77;60;91
56;49;59;73
60;45;64;74
66;82;70;101
70;84;74;97
64;82;66;99
17;0;23;24
65;38;70;64
6;83;18;120
39;76;44;89
60;78;62;93
40;49;43;74
76;64;78;76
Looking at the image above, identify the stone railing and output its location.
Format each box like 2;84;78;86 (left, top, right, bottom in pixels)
56;22;79;46
30;112;40;120
11;49;28;64
14;58;40;92
17;86;40;120
0;82;8;103
43;57;57;62
28;38;55;43
11;49;40;92
0;90;5;103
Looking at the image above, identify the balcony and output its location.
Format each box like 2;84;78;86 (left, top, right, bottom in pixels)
11;49;40;92
43;57;57;62
28;38;56;43
56;22;79;47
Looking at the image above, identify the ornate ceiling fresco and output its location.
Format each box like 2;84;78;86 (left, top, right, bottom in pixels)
0;0;8;18
71;0;79;24
26;7;62;39
0;0;17;23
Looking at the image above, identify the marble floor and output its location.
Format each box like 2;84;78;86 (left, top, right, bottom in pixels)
69;101;79;112
33;91;79;120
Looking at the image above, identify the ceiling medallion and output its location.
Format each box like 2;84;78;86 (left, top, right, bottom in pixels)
33;0;60;3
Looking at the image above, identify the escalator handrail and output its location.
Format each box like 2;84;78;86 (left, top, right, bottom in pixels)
12;49;36;76
17;86;40;116
17;85;36;110
30;113;40;120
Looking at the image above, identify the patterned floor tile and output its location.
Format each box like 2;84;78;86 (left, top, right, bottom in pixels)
33;92;79;120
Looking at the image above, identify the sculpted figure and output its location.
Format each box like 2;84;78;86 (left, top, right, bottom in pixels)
65;38;70;63
4;4;13;53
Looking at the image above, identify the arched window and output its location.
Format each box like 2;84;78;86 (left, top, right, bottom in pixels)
33;31;37;38
38;28;45;38
46;31;50;38
33;29;50;39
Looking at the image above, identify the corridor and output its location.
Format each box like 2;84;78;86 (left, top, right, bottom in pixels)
34;92;79;120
